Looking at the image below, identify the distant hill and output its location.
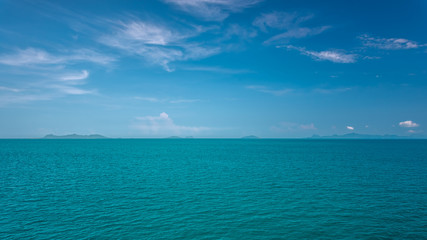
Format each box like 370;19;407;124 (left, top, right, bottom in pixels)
241;135;260;139
310;133;421;139
43;134;108;139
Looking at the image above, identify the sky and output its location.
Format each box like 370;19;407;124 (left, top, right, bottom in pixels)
0;0;426;138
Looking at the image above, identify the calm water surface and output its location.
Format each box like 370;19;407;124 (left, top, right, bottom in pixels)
1;139;426;239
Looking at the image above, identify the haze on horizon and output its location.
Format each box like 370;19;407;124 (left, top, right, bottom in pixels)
0;0;426;138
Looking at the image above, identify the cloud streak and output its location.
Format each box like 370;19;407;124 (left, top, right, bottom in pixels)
0;69;95;107
0;48;115;66
164;0;263;21
253;11;313;32
182;65;252;74
0;86;23;92
60;70;89;82
253;11;330;44
359;34;425;50
264;26;330;44
285;46;357;63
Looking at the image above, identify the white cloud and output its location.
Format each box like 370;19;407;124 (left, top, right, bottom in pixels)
51;70;94;95
60;70;89;82
67;49;116;65
246;85;293;96
253;11;329;44
253;11;312;31
0;93;54;106
346;126;354;130
49;85;95;95
99;20;220;71
303;50;356;63
134;112;210;135
359;34;424;50
0;48;62;66
182;65;251;74
285;46;357;63
264;26;330;44
0;48;115;66
0;86;23;92
399;120;419;128
164;0;263;21
0;69;95;107
119;21;177;45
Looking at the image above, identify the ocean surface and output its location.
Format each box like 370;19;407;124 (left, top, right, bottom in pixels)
1;139;426;239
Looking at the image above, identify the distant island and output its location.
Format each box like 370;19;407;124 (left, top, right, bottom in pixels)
241;135;260;139
166;136;182;139
310;133;424;139
42;134;108;139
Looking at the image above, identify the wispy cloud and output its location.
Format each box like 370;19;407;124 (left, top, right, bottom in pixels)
0;86;23;92
52;69;94;94
0;93;55;106
60;70;89;82
253;11;330;44
285;45;357;63
359;34;425;50
134;112;209;135
264;26;330;44
0;48;62;66
49;84;95;95
253;12;312;32
99;19;220;71
0;69;94;107
246;85;293;96
182;65;251;74
163;0;263;21
399;120;419;128
0;48;115;66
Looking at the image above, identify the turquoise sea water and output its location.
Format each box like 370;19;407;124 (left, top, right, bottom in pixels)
1;139;426;239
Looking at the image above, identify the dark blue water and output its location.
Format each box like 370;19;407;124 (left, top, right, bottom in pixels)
1;139;426;239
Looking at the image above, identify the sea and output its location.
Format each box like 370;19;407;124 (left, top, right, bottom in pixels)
1;139;426;239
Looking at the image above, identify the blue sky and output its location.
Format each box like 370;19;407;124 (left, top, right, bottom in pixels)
0;0;426;138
